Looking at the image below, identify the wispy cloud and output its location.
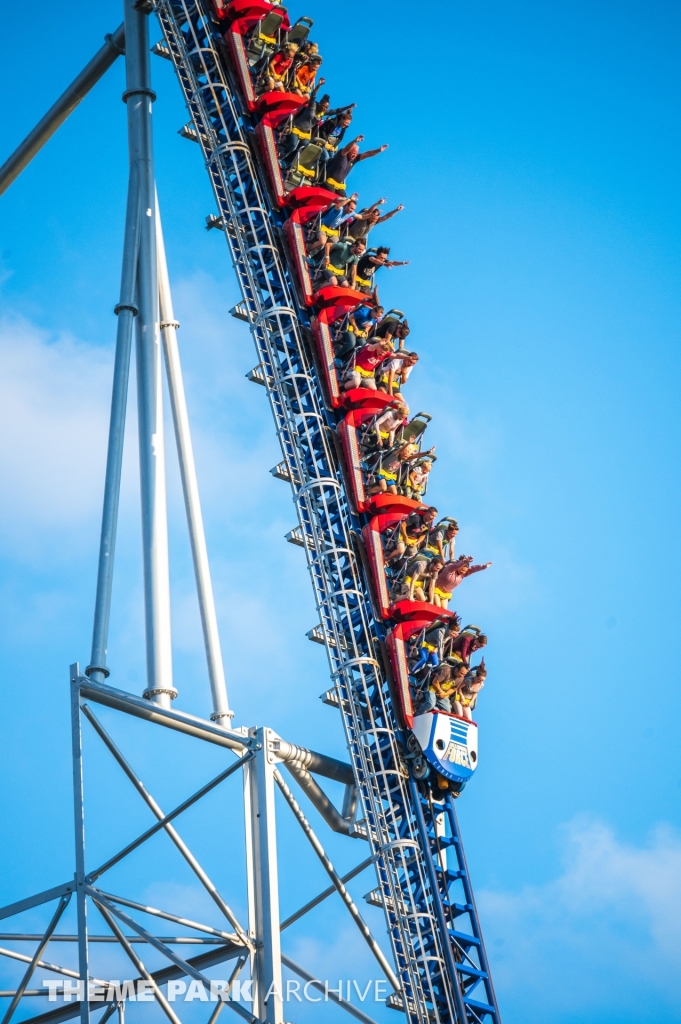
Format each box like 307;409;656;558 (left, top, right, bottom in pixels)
0;316;111;559
480;818;681;1022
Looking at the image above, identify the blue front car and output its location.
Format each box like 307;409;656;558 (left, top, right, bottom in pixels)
411;712;479;787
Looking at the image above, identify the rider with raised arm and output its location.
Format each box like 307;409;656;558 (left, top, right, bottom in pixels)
278;78;327;162
324;136;389;194
433;556;492;609
345;200;405;243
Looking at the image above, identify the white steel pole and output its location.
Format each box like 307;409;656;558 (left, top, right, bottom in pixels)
244;729;284;1024
124;0;175;707
155;198;233;721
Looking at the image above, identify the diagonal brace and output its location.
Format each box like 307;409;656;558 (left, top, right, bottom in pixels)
91;892;237;942
274;770;400;993
81;705;250;946
90;894;256;1024
0;25;125;196
0;884;74;924
82;741;252;881
281;955;379;1024
90;897;182;1024
1;896;70;1024
280;856;373;931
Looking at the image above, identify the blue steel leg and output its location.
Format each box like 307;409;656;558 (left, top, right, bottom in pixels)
445;795;501;1021
409;774;469;1024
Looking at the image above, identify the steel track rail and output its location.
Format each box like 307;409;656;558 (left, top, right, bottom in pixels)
154;3;499;1021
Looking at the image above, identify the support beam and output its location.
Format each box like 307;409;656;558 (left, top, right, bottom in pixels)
0;26;125;196
124;0;174;707
274;769;401;994
0;884;74;923
284;762;359;836
77;675;353;783
244;729;283;1024
82;893;236;941
14;941;243;1024
0;934;223;944
87;161;140;684
281;955;380;1024
77;676;247;750
90;899;182;1024
272;739;354;785
0;897;70;1024
80;731;251;881
82;706;250;946
69;666;89;1024
0;947;105;985
156;197;232;720
280;856;374;931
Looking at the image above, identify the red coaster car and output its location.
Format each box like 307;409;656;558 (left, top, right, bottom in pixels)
254;93;306;204
283;187;338;305
311;286;370;408
219;0;291;110
361;499;426;618
386;608;457;729
337;400;405;511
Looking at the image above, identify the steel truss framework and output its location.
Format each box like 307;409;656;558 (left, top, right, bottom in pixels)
0;3;500;1024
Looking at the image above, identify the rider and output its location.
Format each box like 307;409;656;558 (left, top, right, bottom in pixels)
307;194;358;260
432;556;492;609
278;78;327;163
324;137;389;194
378;350;418;396
403;554;444;603
452;661;487;720
417;662;468;714
320;237;366;287
424;520;459;562
261;43;298;93
405;457;432;502
445;629;488;666
334;304;384;362
385;506;438;564
345;201;405;243
342;336;392;390
373;402;410;448
409;615;462;675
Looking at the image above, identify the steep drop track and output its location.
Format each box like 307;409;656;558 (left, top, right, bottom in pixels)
155;3;501;1021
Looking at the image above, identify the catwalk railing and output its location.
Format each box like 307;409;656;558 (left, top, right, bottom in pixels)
154;2;500;1022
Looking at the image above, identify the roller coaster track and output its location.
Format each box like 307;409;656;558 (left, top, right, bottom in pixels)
154;3;501;1022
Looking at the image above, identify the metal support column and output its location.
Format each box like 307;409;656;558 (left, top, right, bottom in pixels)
70;664;90;1024
0;25;125;196
244;729;283;1024
87;163;141;684
155;198;232;720
124;0;174;706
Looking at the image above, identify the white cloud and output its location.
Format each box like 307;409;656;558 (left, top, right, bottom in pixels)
479;818;681;1022
0;316;112;559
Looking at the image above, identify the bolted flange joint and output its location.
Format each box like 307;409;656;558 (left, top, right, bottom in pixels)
142;687;179;701
122;87;157;103
114;302;138;316
84;664;110;679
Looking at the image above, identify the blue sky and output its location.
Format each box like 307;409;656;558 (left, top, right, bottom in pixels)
0;1;680;1022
